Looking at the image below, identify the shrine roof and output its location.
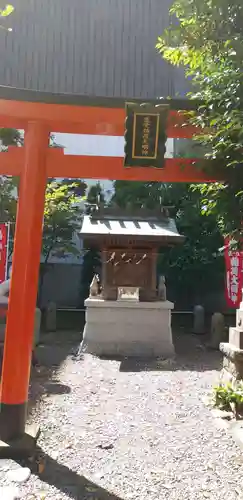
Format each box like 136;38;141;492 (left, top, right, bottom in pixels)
80;212;184;244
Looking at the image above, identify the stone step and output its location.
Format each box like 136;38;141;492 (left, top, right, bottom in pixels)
229;327;243;349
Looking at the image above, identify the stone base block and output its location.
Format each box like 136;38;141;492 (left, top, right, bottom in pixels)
229;327;243;350
81;299;175;358
220;342;243;382
0;424;40;459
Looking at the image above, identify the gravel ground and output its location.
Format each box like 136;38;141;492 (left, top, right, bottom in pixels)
0;331;243;500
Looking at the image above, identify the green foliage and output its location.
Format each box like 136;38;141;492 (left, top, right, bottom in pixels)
0;128;86;265
112;181;160;209
0;4;14;17
39;180;86;305
0;128;23;149
0;176;17;222
157;0;243;240
213;382;243;410
111;181;224;305
61;178;87;197
43;180;85;263
0;128;22;254
87;182;105;204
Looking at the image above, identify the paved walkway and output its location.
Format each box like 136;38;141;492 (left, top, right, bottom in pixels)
0;332;242;500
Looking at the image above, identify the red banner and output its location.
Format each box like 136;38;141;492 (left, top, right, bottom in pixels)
0;224;8;284
224;237;243;308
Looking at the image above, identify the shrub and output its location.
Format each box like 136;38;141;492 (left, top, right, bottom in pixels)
213;382;243;411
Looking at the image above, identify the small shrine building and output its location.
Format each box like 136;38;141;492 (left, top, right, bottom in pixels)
79;205;184;357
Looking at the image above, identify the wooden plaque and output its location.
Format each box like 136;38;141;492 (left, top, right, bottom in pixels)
124;102;169;168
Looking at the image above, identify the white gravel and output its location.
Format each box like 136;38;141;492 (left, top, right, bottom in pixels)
0;332;242;500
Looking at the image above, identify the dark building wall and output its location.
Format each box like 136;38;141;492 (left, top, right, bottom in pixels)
40;263;83;309
0;0;188;99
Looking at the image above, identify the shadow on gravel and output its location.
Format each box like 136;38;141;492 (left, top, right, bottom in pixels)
28;331;81;417
119;353;222;373
119;333;222;373
24;450;124;500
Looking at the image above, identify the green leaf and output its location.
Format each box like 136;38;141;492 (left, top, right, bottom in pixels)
0;4;14;17
156;0;243;239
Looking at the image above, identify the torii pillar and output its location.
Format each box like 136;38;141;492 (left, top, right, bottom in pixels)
0;122;48;447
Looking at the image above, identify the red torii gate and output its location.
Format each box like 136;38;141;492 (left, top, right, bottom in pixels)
0;87;218;451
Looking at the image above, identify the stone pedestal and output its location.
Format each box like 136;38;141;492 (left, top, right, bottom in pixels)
209;312;226;350
220;306;243;382
45;301;57;332
81;299;175;358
